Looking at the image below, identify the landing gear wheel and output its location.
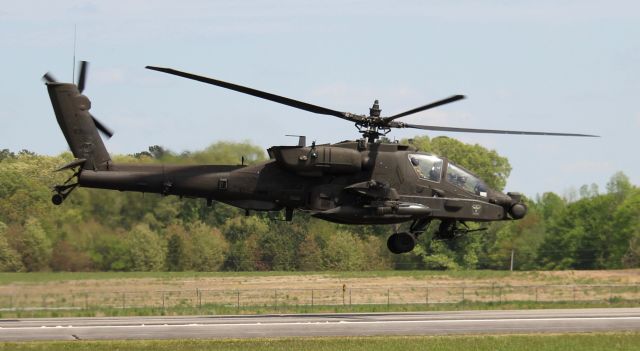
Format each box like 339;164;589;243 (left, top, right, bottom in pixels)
51;193;64;205
387;232;417;254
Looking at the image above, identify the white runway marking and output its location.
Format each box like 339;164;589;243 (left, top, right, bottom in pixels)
2;316;640;330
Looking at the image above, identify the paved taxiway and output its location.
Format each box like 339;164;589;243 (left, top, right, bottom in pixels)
1;308;639;341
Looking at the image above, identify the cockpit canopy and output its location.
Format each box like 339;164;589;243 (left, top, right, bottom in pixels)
446;162;488;197
409;154;443;182
409;153;488;197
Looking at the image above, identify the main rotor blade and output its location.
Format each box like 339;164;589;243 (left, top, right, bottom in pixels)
146;66;357;122
396;122;599;137
384;95;465;122
42;72;57;84
91;113;114;139
77;61;88;93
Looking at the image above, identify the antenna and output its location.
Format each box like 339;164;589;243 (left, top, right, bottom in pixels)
72;25;77;82
285;134;306;147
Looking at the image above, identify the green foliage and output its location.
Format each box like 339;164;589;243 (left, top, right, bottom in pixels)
0;221;24;272
166;233;185;271
185;222;228;271
126;224;166;271
422;240;460;270
17;218;52;271
320;230;366;271
297;233;324;271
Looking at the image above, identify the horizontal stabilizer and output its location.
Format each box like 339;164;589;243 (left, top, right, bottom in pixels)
55;158;86;172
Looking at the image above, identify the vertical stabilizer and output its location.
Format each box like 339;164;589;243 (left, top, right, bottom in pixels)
46;82;111;170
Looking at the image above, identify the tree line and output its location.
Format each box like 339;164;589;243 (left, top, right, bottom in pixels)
0;137;637;272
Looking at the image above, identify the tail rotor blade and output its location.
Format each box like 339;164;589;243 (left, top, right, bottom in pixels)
42;72;57;84
77;61;89;93
91;113;114;139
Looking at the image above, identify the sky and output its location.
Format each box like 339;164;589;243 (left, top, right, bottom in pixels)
1;0;639;198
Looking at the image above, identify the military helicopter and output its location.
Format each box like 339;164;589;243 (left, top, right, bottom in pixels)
43;62;597;254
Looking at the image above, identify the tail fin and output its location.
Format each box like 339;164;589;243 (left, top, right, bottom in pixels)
45;75;111;171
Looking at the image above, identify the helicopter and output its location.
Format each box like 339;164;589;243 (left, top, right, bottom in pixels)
43;61;598;254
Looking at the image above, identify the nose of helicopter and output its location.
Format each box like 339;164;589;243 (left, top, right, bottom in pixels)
489;191;528;220
506;192;527;219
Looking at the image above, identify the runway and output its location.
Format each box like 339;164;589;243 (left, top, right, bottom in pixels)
1;308;640;341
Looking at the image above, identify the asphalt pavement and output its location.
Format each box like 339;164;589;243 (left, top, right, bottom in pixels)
1;308;640;341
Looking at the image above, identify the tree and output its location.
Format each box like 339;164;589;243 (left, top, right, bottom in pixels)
126;224;165;271
613;188;640;268
0;149;15;161
297;234;323;271
221;216;269;243
537;192;566;220
606;171;632;195
50;240;92;271
480;200;545;270
320;230;366;271
17;218;52;271
166;233;185;271
0;222;23;272
186;222;228;271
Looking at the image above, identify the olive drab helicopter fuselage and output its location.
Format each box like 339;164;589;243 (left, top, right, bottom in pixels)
43;62;597;254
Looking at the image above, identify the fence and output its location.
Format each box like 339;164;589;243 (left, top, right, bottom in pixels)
1;284;638;312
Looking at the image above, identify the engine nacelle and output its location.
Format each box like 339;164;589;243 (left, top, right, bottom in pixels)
268;145;361;176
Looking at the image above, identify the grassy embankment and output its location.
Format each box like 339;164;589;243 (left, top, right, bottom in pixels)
2;333;640;351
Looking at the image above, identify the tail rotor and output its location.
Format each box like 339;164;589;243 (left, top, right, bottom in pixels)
42;61;114;139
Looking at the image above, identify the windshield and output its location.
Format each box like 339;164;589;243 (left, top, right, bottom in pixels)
446;163;488;196
408;154;443;182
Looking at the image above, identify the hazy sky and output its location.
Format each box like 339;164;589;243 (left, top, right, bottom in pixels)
1;0;638;198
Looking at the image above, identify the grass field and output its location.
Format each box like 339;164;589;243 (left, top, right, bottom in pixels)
2;333;640;351
2;269;640;284
1;270;639;318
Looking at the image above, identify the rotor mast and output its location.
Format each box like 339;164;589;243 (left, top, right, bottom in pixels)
357;100;390;143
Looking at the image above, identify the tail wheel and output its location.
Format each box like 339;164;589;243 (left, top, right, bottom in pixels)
51;193;64;205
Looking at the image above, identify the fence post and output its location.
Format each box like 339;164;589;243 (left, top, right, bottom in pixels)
426;287;429;305
311;289;314;309
573;286;576;303
162;291;165;310
499;287;502;303
237;290;240;314
387;288;390;310
274;289;277;312
461;287;465;304
195;289;198;308
85;293;88;310
491;283;495;303
122;292;126;309
349;288;352;306
535;287;538;303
